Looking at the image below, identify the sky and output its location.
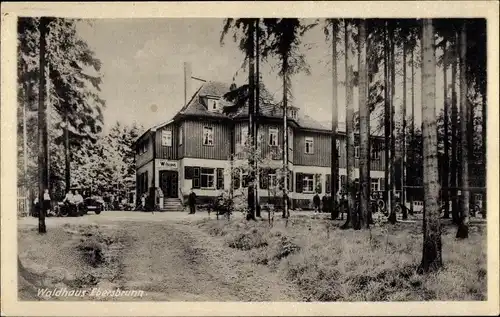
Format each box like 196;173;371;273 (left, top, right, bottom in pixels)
75;18;452;134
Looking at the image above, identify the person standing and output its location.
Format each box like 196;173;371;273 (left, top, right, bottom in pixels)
42;189;51;216
33;196;40;217
188;188;197;214
313;193;321;213
141;194;146;211
322;194;329;214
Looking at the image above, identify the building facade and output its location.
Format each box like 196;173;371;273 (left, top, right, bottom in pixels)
135;81;386;210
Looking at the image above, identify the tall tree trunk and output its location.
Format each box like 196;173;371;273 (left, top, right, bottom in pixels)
23;80;29;183
356;19;369;229
65;110;70;192
467;90;475;217
383;22;391;218
419;19;443;273
247;20;256;221
38;17;49;234
330;21;339;220
456;22;469;238
255;19;261;218
410;48;415;216
443;40;450;219
450;32;459;225
341;20;355;229
282;57;289;219
388;23;397;224
402;43;408;220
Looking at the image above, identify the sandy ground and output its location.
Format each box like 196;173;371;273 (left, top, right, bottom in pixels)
18;211;300;301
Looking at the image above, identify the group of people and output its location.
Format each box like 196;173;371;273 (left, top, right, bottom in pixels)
32;188;84;216
313;192;344;214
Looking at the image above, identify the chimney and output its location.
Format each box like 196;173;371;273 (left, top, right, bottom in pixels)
184;62;192;106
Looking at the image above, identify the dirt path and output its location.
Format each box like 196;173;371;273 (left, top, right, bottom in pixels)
18;213;300;301
118;221;300;301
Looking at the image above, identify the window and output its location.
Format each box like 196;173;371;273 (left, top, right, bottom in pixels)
201;168;215;189
371;178;379;192
258;129;264;145
209;99;219;111
288;108;297;119
269;128;278;146
241;125;248;145
232;168;241;189
354;146;360;158
305;137;314;154
139;141;148;154
303;174;314;193
179;126;183;145
269;173;278;189
216;168;224;190
162;130;172;147
242;172;249;188
203;127;214;146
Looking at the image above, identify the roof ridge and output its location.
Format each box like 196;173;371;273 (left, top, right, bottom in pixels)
179;84;205;114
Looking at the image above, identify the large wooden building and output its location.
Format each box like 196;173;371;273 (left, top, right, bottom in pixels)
134;80;386;211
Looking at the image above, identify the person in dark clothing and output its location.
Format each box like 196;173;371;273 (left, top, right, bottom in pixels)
313;193;321;213
322;195;329;213
188;188;197;214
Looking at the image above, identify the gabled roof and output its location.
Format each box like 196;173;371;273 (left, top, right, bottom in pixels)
134;119;174;144
176;81;232;119
136;80;383;146
174;80;352;133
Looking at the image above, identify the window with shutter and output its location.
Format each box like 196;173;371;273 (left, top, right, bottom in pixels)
184;166;193;180
259;169;267;190
201;168;215;189
371;178;379;192
326;174;331;193
288;171;293;192
193;167;201;189
216;168;224;189
341;175;347;192
295;173;303;193
242;173;249;188
315;174;322;193
303;174;314;193
233;168;240;189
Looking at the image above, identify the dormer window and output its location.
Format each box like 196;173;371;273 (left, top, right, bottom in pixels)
208;98;219;112
288;108;298;120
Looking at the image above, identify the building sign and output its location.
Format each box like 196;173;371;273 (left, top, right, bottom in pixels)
157;160;177;170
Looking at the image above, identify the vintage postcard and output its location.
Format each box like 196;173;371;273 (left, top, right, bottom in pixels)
1;1;499;316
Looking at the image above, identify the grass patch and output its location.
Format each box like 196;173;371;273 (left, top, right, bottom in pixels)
197;215;487;301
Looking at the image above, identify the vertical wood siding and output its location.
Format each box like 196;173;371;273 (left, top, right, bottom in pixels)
155;124;178;160
293;131;331;167
183;120;231;160
135;134;154;168
178;122;185;159
234;121;282;161
141;117;385;172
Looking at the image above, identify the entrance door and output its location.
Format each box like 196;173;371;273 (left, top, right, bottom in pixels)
159;171;178;198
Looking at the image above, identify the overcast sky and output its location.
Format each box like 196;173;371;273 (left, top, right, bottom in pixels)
76;18;452;134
